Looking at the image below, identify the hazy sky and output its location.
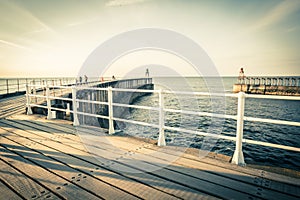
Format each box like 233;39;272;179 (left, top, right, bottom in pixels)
0;0;300;77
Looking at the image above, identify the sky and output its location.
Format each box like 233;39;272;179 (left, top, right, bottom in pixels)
0;0;300;78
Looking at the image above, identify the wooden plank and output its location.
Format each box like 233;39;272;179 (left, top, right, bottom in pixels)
0;121;253;199
0;134;140;200
109;135;300;198
2;116;295;199
30;120;300;200
0;96;25;119
74;134;299;200
21;118;75;132
0;98;24;106
0;158;60;199
0;107;25;119
15;117;300;196
0;179;22;200
0;121;216;199
0;142;100;199
0;96;25;104
0;102;24;110
4;119;89;152
0;103;24;111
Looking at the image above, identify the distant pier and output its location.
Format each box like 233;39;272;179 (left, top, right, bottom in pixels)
233;76;300;96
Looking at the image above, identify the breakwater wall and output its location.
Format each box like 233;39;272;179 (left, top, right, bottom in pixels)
49;78;153;128
233;76;300;96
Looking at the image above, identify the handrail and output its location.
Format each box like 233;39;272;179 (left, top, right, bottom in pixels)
25;83;300;166
236;76;300;86
0;77;77;97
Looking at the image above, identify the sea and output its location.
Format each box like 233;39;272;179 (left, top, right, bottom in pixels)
120;77;300;172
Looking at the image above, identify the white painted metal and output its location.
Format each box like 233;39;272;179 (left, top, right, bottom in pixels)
66;103;70;116
48;96;72;101
244;138;300;152
77;111;109;119
164;108;237;120
158;89;166;146
111;87;158;93
108;87;115;134
232;92;246;166
246;94;300;100
25;83;300;163
46;85;53;120
72;86;79;126
244;116;300;126
76;99;108;105
165;126;236;141
33;80;37;103
25;85;32;115
113;117;159;128
27;94;46;98
113;102;159;111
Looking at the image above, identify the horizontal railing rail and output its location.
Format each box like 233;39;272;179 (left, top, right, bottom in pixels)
0;77;77;97
0;77;118;97
236;76;300;86
25;83;300;166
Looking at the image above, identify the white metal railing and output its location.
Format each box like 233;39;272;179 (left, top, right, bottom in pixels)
25;84;300;166
0;77;77;97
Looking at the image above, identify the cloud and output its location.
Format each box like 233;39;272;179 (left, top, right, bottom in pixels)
67;17;99;27
0;39;31;50
250;0;300;30
106;0;149;7
0;0;56;35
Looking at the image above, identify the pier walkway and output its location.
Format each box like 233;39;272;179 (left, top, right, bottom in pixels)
233;76;300;95
0;95;25;119
0;113;299;199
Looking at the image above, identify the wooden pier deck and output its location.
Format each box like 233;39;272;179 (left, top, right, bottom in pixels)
0;95;25;119
0;100;299;199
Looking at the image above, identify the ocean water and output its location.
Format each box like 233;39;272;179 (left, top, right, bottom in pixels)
120;77;300;171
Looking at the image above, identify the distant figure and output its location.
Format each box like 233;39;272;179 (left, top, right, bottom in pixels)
145;68;149;77
238;67;245;84
100;77;104;82
79;76;82;83
84;75;88;83
112;75;116;80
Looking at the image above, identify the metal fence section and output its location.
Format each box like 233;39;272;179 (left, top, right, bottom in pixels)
25;83;300;166
0;77;77;97
237;76;300;86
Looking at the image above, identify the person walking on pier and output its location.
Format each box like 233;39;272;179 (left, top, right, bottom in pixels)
238;67;245;84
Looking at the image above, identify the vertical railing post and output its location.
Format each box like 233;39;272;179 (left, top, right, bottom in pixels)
17;79;20;92
26;85;33;115
72;86;79;126
108;87;115;134
232;92;246;165
66;103;71;117
46;85;53;120
59;79;63;96
6;79;9;94
158;89;166;146
32;80;37;103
